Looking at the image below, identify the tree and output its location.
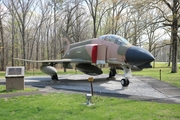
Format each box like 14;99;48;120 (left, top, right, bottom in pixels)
0;1;7;70
10;0;36;68
70;0;91;42
102;0;128;35
85;0;111;38
0;9;5;70
27;0;50;68
62;0;90;42
162;0;180;73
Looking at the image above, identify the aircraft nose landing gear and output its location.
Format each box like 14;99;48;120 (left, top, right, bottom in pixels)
121;78;129;87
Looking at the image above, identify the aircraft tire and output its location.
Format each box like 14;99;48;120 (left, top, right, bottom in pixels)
121;79;129;87
108;67;116;78
51;74;58;80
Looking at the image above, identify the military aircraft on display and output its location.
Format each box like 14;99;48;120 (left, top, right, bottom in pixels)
15;34;155;87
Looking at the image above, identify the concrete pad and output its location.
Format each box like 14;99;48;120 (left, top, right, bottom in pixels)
23;74;180;104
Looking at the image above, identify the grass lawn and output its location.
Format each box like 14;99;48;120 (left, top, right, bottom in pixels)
0;85;37;94
0;91;180;120
132;62;180;87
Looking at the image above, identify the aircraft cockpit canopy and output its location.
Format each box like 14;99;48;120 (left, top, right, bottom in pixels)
99;34;130;45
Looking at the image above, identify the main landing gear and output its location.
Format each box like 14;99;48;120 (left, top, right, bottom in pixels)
107;67;117;80
121;78;129;87
51;74;58;81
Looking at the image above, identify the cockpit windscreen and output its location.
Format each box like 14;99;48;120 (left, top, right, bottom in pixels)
99;34;130;45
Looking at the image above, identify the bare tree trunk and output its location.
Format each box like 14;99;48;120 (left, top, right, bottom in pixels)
11;13;15;66
21;23;26;67
168;44;172;67
36;29;41;69
171;0;178;73
132;21;137;45
0;16;5;71
53;1;57;60
36;41;39;69
111;2;115;34
46;25;50;60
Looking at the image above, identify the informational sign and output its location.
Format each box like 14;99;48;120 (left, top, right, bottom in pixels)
5;66;25;77
5;66;25;91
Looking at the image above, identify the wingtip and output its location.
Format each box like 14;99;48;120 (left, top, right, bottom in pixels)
13;58;37;62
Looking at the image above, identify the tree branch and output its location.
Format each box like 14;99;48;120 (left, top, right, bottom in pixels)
163;23;180;27
162;0;172;10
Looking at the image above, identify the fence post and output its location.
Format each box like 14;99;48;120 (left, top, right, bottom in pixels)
159;69;161;80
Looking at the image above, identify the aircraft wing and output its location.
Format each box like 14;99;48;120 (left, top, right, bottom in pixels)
14;58;101;75
13;58;91;64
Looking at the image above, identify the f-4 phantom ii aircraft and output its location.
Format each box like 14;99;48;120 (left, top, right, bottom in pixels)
15;34;154;87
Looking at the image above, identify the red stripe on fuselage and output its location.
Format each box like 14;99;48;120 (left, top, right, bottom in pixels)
92;45;97;63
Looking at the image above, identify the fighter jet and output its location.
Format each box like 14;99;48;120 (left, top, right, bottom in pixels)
15;34;154;87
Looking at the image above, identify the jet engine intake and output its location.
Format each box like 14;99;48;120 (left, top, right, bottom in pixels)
76;63;102;76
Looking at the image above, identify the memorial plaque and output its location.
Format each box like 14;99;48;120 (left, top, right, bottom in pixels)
5;66;25;91
6;66;24;77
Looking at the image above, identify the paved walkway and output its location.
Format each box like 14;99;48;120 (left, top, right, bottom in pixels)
0;74;180;104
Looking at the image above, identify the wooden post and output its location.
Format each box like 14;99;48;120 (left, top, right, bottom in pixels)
159;69;161;81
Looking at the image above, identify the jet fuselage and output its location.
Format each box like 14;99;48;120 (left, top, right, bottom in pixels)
63;34;154;68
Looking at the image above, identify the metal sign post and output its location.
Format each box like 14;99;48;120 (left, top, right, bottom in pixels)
88;77;94;96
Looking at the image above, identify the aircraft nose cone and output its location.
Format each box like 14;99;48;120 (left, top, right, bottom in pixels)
126;46;155;66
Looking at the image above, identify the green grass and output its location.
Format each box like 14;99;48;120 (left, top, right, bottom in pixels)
0;85;38;94
133;62;180;87
0;93;180;120
0;71;5;77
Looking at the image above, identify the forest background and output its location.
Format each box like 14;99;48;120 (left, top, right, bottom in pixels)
0;0;179;73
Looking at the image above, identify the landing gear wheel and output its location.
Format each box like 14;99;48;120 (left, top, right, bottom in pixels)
121;78;129;87
51;74;58;81
107;67;117;80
